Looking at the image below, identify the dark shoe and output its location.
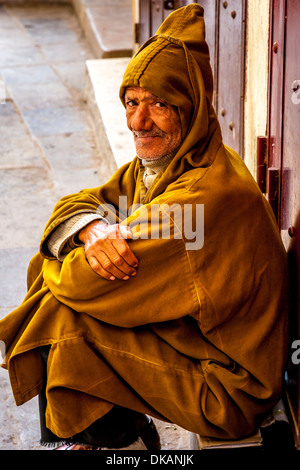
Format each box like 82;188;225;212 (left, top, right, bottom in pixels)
49;406;161;450
64;406;161;450
136;415;161;451
54;415;161;451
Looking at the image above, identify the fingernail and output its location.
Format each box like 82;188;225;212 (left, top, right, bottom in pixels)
131;271;136;276
123;275;130;280
110;276;115;280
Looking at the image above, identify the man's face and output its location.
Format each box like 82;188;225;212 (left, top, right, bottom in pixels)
125;86;182;160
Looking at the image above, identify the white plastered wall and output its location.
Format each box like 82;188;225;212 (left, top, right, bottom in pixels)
243;0;270;178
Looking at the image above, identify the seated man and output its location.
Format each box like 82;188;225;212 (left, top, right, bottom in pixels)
0;4;289;450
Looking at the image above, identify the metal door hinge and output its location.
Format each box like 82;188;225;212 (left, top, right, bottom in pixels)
256;136;267;193
267;167;280;221
134;22;141;44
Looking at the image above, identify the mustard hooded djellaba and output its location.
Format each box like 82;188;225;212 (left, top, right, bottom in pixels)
0;4;289;440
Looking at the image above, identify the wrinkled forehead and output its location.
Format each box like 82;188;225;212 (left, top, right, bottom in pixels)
125;86;159;98
125;86;151;94
124;86;171;104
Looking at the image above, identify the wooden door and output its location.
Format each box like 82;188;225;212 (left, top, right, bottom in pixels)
267;0;300;449
137;0;185;45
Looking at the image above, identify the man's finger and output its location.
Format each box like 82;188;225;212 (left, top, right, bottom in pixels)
96;249;132;280
86;255;116;280
100;240;137;277
111;237;139;268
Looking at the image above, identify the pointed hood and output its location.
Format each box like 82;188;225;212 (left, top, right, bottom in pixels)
119;4;222;199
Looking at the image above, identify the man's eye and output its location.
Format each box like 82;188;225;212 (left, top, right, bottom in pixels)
126;100;137;107
155;101;166;108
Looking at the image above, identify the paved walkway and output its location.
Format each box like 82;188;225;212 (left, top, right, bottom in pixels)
0;2;190;451
0;1;111;450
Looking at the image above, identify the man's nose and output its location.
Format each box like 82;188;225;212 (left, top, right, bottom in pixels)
130;106;153;131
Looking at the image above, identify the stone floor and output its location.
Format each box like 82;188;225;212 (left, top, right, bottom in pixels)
0;1;190;451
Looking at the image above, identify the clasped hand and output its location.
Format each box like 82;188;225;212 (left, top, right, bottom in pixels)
79;220;138;280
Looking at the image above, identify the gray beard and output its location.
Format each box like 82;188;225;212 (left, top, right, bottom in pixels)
137;146;180;167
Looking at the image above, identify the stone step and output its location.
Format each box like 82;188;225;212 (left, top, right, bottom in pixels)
85;57;135;170
73;0;133;58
